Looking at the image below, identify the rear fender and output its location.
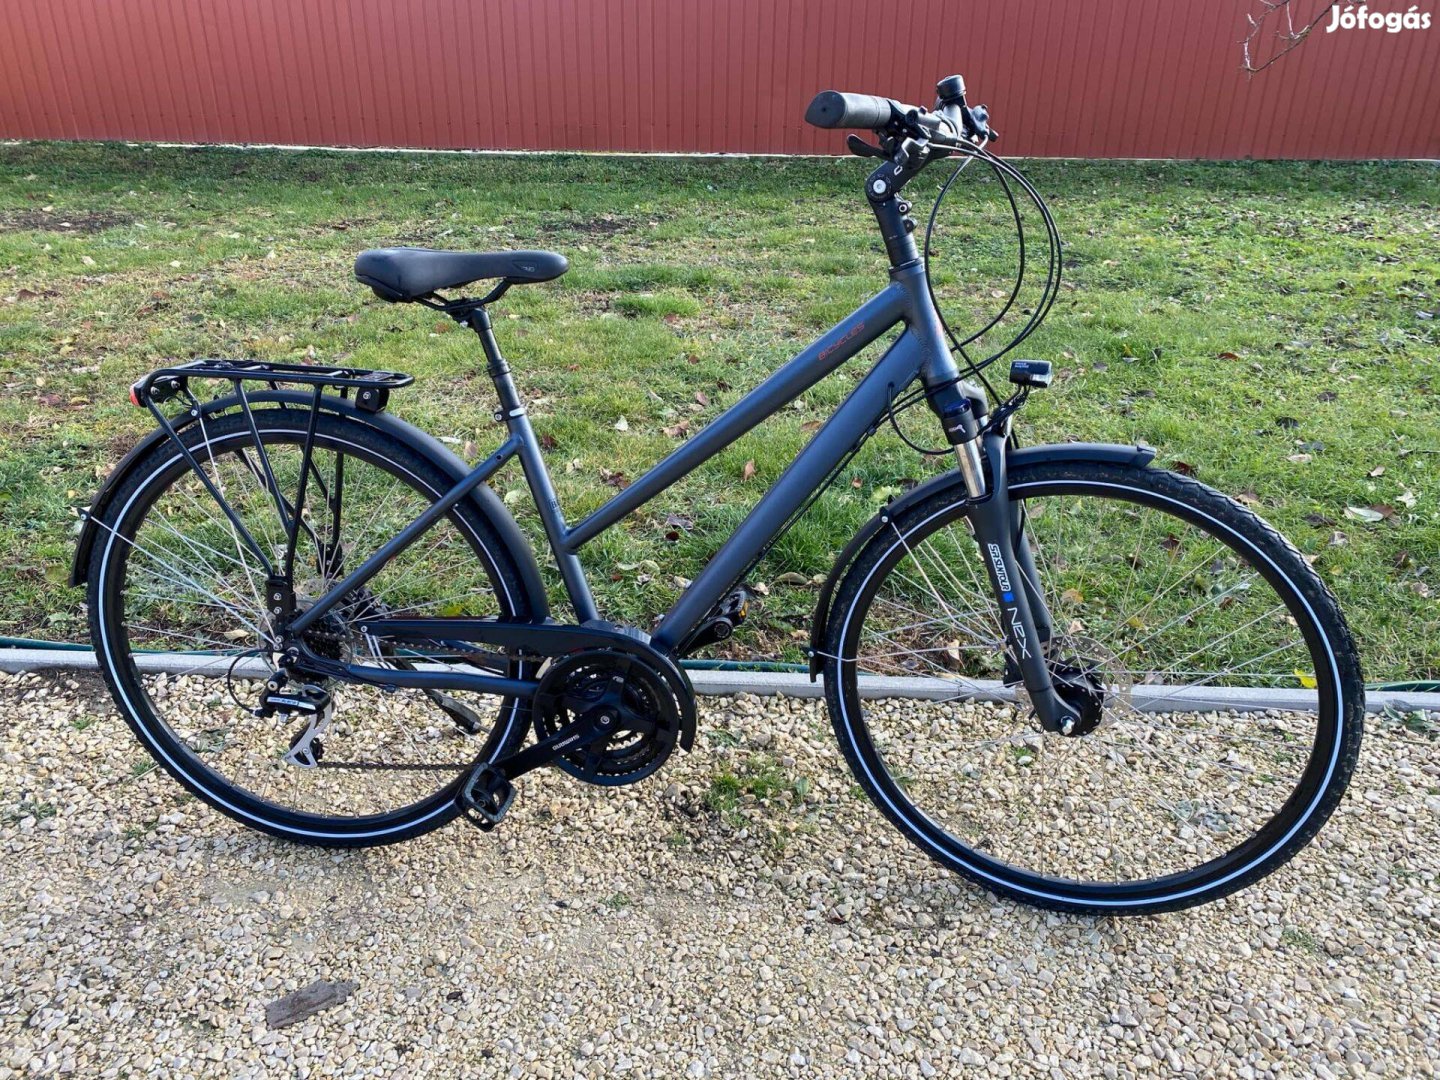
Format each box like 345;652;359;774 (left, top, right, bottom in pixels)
71;391;549;619
807;441;1155;676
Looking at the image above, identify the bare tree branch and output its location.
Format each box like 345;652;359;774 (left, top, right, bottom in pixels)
1241;1;1332;74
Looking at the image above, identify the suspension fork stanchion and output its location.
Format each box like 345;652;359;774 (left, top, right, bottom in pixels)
931;388;1078;734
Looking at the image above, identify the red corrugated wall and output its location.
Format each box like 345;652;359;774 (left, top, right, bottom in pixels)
1;1;1436;159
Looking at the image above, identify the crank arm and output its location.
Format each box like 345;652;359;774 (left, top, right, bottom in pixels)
487;707;619;786
457;707;622;830
377;647;491;736
278;641;538;700
424;688;484;735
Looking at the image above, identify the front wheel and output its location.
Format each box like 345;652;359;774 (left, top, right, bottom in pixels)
822;461;1364;915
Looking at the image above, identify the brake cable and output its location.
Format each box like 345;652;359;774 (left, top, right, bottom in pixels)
921;142;1062;391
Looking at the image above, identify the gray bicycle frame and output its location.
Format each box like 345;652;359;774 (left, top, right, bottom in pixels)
290;261;966;657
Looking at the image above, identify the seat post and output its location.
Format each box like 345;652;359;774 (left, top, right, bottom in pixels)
463;306;524;414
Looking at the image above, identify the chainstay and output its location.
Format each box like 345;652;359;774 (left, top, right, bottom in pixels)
314;760;473;771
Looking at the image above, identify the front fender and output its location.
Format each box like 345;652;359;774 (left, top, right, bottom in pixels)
807;441;1155;676
71;391;549;620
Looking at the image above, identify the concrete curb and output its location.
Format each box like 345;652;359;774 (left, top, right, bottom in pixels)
4;646;1437;715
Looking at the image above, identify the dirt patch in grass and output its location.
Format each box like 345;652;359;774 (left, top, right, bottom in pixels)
0;209;135;234
537;211;662;238
556;213;639;237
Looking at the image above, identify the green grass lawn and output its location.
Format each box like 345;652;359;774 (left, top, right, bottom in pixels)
0;144;1436;678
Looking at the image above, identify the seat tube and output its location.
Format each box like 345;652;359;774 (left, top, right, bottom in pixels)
468;308;599;624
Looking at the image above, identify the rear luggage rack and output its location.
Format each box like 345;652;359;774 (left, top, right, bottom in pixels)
132;359;413;414
120;358;419;586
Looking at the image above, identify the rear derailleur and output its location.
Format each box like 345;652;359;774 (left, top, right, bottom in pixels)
254;673;335;768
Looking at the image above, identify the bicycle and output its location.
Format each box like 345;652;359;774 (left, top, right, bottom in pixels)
76;76;1363;914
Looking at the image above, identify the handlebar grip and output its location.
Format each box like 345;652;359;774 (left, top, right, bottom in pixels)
805;91;902;130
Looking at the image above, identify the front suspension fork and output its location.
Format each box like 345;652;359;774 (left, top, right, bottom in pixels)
935;395;1078;734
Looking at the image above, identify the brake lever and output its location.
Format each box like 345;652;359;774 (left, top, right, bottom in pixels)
969;104;998;144
846;134;885;159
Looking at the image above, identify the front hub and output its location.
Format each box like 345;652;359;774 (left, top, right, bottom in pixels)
1051;662;1106;737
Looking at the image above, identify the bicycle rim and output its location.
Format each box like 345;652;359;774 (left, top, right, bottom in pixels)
92;411;528;837
827;465;1358;909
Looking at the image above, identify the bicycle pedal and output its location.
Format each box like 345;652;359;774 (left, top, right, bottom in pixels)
681;585;756;653
457;764;515;832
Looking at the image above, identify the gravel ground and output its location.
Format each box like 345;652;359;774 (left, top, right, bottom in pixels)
1;669;1437;1079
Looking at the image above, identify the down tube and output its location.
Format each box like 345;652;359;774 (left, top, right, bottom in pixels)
652;331;929;653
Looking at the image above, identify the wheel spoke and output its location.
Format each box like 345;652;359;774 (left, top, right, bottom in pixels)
834;470;1348;903
100;413;523;830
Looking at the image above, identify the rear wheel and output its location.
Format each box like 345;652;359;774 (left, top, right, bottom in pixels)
823;461;1363;914
86;407;542;846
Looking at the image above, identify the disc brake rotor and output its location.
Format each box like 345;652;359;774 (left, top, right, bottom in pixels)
1014;633;1130;738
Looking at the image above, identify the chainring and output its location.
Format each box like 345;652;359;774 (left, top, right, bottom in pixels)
532;649;684;786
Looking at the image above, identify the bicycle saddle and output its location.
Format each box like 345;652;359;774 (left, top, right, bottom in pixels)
355;247;568;302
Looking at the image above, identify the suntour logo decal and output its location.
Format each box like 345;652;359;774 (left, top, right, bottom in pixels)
986;542;1014;602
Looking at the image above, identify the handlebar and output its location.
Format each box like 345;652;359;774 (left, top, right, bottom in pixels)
804;76;997;145
804;91;904;131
